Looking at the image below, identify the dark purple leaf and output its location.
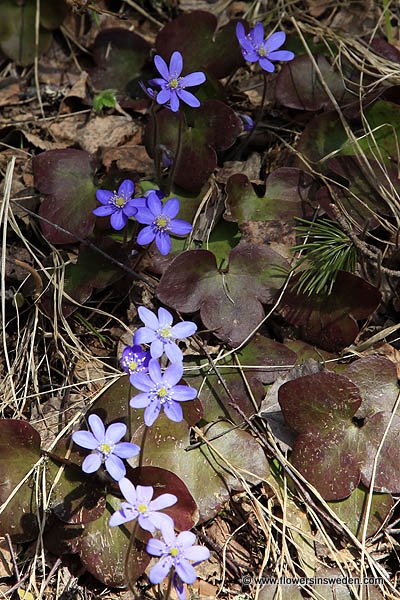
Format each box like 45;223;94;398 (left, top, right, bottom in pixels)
33;149;97;244
157;243;289;347
156;11;244;79
279;271;381;352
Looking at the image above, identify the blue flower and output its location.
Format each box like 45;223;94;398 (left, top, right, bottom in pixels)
238;112;254;132
147;523;210;599
93;179;144;231
236;23;294;72
150;51;206;112
135;191;192;256
130;359;197;427
72;414;140;481
109;477;177;533
121;344;150;381
135;306;197;363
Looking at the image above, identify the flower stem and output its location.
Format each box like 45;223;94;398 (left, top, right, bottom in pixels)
166;110;184;196
163;570;174;600
124;518;139;592
151;102;161;187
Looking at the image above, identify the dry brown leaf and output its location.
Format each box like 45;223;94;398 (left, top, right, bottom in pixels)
102;143;153;175
0;537;13;578
48;114;87;146
79;115;137;154
0;79;21;108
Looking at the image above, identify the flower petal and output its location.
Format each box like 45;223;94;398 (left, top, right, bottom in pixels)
113;442;140;458
156;232;172;255
251;22;265;45
93;205;114;217
147;511;175;531
161;522;177;545
147;192;163;217
130;392;151;408
163;361;183;386
109;508;135;527
169;91;180;112
72;430;98;450
104;422;126;444
88;414;105;441
137;226;156;246
157;306;173;327
157;87;171;105
170;385;197;401
134;326;157;345
105;454;126;481
149;493;177;511
236;21;246;42
144;399;161;426
267;50;295;62
164;341;183;363
149;556;173;584
148;358;163;383
175;558;197;584
170;321;197;338
82;452;102;473
146;538;167;557
264;30;286;53
138;513;157;532
169;51;183;77
119;477;137;504
110;210;127;230
162;198;180;219
150;338;164;359
176;530;196;548
138;306;159;330
118;179;134;199
135;209;154;225
131;371;153;391
180;72;206;88
259;57;275;72
154;54;170;80
136;485;154;505
169;219;192;236
163;400;183;422
183;545;210;562
96;189;113;204
122;202;138;217
176;89;200;108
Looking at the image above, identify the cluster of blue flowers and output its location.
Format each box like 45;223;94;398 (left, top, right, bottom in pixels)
84;20;294;597
72;306;203;598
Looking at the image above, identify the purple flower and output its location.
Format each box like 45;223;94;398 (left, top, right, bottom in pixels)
135;306;197;363
130;359;197;427
135;192;192;256
147;524;210;598
150;51;206;112
109;477;177;532
72;414;140;481
93;179;144;231
238;112;254;132
236;22;294;72
121;344;150;381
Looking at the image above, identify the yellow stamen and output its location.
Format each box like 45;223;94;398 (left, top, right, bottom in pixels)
170;78;179;88
258;46;266;56
156;215;168;229
157;387;168;398
138;503;148;513
99;443;111;454
159;326;171;339
170;547;179;557
128;360;138;371
115;196;126;207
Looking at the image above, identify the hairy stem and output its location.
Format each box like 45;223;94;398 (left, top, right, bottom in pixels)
166;110;184;196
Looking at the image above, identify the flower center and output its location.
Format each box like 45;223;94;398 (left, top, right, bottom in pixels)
154;215;170;231
157;386;168;398
169;78;180;89
137;503;148;513
99;443;112;455
128;360;138;371
158;326;172;339
170;547;179;557
116;196;126;207
258;46;266;56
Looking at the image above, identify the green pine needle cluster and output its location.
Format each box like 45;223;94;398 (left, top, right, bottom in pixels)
291;218;357;295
